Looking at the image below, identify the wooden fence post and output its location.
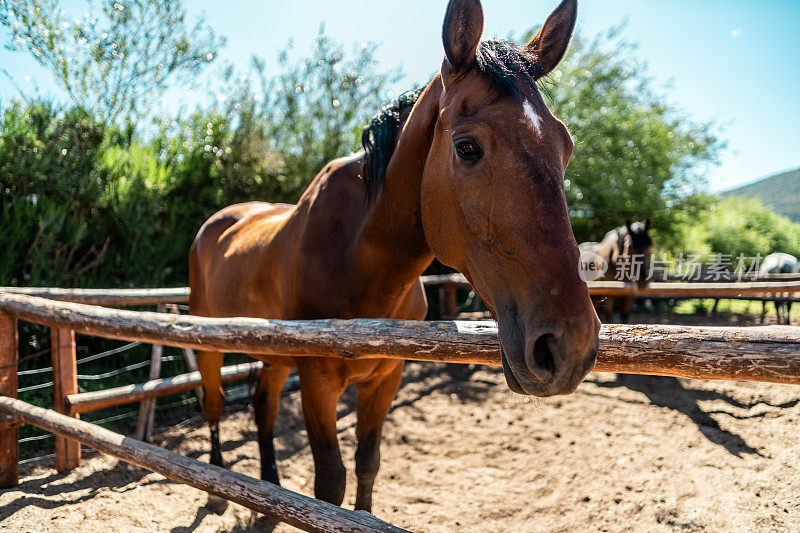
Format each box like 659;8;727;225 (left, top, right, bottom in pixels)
51;327;80;472
135;304;165;442
0;314;19;488
441;284;458;319
170;305;204;405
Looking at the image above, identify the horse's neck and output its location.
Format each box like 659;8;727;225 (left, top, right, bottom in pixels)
354;79;442;297
598;228;624;262
615;227;630;257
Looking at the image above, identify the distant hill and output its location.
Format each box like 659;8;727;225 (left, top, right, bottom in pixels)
722;167;800;222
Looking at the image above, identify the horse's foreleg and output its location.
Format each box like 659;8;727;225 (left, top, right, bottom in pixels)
197;350;226;466
354;362;404;512
778;301;790;324
620;296;634;324
603;297;615;323
252;363;291;484
298;362;347;506
196;350;227;513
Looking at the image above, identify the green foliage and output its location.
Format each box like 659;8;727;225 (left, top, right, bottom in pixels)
702;197;800;259
0;0;224;126
0;6;401;454
670;196;800;261
523;25;724;243
721;167;800;223
0;100;113;285
0;28;398;289
227;30;402;199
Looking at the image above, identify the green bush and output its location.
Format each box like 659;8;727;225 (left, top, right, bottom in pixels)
0;97;291;288
704;197;800;259
669;196;800;262
0;101;115;286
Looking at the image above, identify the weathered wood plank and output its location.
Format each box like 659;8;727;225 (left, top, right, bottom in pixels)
420;274;800;298
0;314;18;488
592;324;800;383
1;293;799;385
440;284;459;319
0;397;407;533
67;363;261;415
51;328;81;472
0;287;189;307
3;277;800;307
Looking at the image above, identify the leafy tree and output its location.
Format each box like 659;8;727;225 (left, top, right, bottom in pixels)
240;30;402;199
700;197;800;260
0;0;224;126
519;25;724;244
0;100;114;285
0;27;402;291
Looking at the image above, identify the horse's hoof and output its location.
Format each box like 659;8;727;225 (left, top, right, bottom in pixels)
205;494;229;514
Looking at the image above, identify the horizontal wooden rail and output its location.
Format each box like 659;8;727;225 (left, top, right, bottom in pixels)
420;274;800;298
665;273;800;283
597;281;800;298
0;287;189;307
0;397;405;533
66;362;262;415
3;275;799;308
420;274;473;290
1;292;800;385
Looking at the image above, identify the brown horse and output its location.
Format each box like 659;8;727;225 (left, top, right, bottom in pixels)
189;0;599;512
579;219;652;322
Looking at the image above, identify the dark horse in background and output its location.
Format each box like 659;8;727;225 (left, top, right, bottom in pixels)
579;219;653;323
189;0;599;513
759;252;799;324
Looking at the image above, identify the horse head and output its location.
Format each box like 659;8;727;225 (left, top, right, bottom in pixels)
624;219;653;287
420;0;599;395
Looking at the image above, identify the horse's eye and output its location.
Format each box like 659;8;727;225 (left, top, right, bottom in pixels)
454;138;483;163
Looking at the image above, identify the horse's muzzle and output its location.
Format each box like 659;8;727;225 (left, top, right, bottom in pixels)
498;320;599;396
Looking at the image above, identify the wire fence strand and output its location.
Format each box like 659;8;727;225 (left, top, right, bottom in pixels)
18;381;53;393
18;366;53;376
20;434;54;444
76;341;142;365
75;355;180;380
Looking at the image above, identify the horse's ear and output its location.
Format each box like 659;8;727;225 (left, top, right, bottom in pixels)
524;0;577;80
442;0;484;75
644;218;652;231
625;219;633;233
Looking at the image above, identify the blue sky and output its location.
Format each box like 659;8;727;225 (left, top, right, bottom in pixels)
1;0;799;191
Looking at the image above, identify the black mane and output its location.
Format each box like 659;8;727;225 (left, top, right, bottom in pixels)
360;87;423;202
360;39;540;201
474;39;543;98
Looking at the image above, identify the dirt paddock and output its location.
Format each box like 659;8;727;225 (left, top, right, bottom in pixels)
1;310;799;532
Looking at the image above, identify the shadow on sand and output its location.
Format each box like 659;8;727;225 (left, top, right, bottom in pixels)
586;373;777;457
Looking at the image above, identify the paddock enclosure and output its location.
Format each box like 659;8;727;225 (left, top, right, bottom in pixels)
1;280;800;531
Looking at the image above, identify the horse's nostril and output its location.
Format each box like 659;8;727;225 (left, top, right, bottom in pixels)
528;333;556;383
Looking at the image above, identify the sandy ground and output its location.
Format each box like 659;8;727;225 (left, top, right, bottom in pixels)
1;310;799;532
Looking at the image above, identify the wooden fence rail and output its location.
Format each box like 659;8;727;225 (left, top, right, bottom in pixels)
0;397;406;533
420;274;800;317
2;293;799;384
4;275;800;308
420;273;800;297
1;290;800;528
66;362;261;415
0;287;190;306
